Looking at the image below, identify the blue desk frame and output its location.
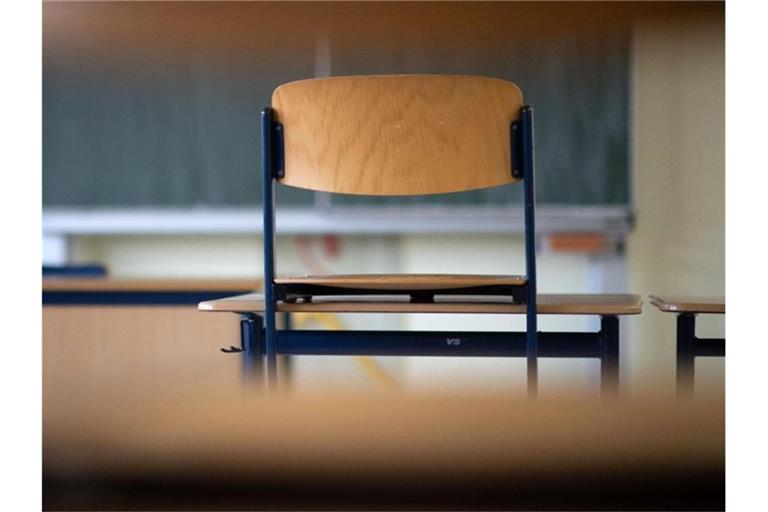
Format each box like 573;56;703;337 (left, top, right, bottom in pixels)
675;313;726;396
234;311;620;395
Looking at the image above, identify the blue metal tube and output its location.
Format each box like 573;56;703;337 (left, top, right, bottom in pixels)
676;313;696;397
240;313;264;384
600;315;620;396
693;339;726;357
276;330;600;358
42;291;240;305
521;105;538;396
261;107;278;386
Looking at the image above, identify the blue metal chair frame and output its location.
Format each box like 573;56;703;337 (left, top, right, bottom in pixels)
253;104;619;396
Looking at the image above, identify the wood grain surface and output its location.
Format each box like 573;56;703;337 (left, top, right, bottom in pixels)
199;293;643;315
44;391;723;478
43;278;261;292
272;75;524;195
43;306;244;430
649;295;725;314
275;273;526;290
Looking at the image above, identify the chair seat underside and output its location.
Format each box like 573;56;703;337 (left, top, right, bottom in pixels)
274;274;528;304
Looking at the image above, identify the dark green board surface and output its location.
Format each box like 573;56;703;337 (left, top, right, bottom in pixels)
43;2;630;209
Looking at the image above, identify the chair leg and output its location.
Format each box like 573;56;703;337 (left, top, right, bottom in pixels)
676;313;696;397
261;107;279;389
521;105;538;398
526;311;538;398
600;315;620;397
264;301;278;388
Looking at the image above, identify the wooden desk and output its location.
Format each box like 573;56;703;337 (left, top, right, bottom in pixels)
198;293;642;395
649;294;725;396
199;292;643;315
43;277;261;304
43;390;724;510
649;295;725;314
43;277;261;292
43;278;262;446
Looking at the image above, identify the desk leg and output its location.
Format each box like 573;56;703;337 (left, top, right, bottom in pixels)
240;313;264;385
600;315;620;397
677;313;696;397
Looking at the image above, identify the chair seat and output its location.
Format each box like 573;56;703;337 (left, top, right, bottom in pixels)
275;274;526;290
274;274;527;302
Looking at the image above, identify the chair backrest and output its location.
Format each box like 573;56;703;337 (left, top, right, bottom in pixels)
271;75;524;196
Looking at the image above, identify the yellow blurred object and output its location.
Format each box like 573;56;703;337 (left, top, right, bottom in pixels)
290;312;398;389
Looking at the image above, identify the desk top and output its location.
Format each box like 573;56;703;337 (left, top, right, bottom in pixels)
649;295;725;314
199;293;643;315
43;278;262;292
43;390;723;510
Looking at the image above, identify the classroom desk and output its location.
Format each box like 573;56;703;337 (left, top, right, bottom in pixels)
649;295;725;396
43;277;261;304
199;293;641;394
43;278;262;442
44;287;721;509
199;292;642;315
649;295;725;314
43;390;724;511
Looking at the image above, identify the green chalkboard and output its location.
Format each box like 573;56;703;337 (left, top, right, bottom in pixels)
43;2;630;209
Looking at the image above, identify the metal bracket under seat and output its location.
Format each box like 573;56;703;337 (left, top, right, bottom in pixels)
275;282;529;304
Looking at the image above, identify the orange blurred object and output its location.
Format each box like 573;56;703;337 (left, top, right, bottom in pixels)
548;232;605;253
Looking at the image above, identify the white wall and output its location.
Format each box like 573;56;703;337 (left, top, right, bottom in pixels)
626;9;725;397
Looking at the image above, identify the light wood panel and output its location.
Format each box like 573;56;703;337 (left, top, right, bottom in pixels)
43;307;243;431
276;273;526;290
43;278;261;292
272;75;524;195
44;390;723;483
199;293;643;315
649;295;725;314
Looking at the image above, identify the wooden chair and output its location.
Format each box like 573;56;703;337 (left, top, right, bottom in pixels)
649;295;725;396
200;75;643;395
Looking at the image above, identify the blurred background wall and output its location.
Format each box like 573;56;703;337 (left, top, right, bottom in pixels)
42;1;724;397
628;7;725;396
